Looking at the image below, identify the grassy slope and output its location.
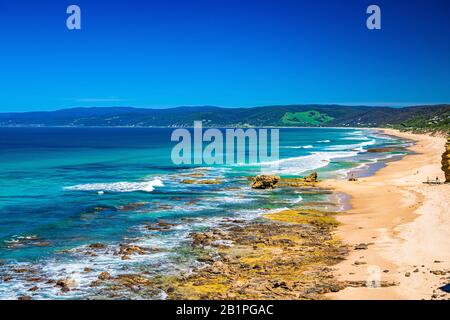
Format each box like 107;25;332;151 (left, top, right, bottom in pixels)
281;111;334;126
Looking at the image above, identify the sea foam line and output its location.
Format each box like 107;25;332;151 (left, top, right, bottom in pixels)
64;178;164;193
282;145;314;149
256;151;358;175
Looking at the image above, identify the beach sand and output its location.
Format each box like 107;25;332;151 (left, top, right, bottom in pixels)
322;129;450;300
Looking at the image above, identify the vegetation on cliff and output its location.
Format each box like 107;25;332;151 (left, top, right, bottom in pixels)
391;108;450;134
442;138;450;183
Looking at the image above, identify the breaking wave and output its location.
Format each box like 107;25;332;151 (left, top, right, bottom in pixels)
258;151;358;175
64;178;164;193
282;145;314;149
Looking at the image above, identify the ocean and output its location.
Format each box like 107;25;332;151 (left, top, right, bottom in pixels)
0;127;409;299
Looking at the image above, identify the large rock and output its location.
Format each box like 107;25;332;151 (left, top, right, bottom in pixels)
251;175;280;189
55;278;78;292
251;172;318;189
98;272;111;281
442;137;450;183
117;244;148;256
304;172;318;183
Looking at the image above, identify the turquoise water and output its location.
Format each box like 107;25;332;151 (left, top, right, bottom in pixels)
0;127;408;299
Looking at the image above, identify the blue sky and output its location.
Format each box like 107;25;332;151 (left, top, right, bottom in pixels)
1;0;450;112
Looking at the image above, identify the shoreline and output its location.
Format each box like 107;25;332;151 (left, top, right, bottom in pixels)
321;129;450;300
2;127;448;300
86;128;449;300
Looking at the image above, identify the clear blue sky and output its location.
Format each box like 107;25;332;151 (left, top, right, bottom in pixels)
1;0;449;112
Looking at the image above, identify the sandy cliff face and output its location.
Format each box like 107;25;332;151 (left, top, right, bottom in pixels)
442;137;450;183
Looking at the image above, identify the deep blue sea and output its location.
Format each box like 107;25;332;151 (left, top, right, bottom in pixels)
0;127;408;299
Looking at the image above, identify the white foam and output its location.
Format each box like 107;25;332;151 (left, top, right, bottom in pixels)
341;137;370;141
282;145;313;149
64;178;164;193
220;196;256;204
257;151;357;175
263;207;290;215
325;139;376;152
234;207;290;220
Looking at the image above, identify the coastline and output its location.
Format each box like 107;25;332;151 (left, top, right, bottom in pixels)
87;128;450;300
322;129;450;300
1;127;449;300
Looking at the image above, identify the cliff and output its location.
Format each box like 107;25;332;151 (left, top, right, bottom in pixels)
442;137;450;183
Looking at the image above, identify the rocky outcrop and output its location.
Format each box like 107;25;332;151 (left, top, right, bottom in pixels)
116;202;148;211
181;179;221;185
55;278;78;292
4;235;50;249
251;172;319;189
442;137;450;183
251;175;280;189
154;205;353;300
281;172;318;185
88;243;107;249
367;147;399;153
303;172;318;183
98;272;111;281
117;244;148;256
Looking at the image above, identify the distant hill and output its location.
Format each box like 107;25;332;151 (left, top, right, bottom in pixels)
0;104;449;131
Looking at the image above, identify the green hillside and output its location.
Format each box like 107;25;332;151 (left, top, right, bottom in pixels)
0;104;449;133
281;111;334;126
394;109;450;133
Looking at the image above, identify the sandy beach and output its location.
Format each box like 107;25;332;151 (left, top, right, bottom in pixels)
322;129;450;300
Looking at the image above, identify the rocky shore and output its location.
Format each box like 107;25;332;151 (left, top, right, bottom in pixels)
4;170;403;300
11;158;440;300
162;209;349;299
87;175;398;300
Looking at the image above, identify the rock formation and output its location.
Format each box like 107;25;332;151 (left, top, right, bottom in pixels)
181;179;221;185
251;175;280;189
251;172;318;189
442;137;450;183
303;172;318;183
